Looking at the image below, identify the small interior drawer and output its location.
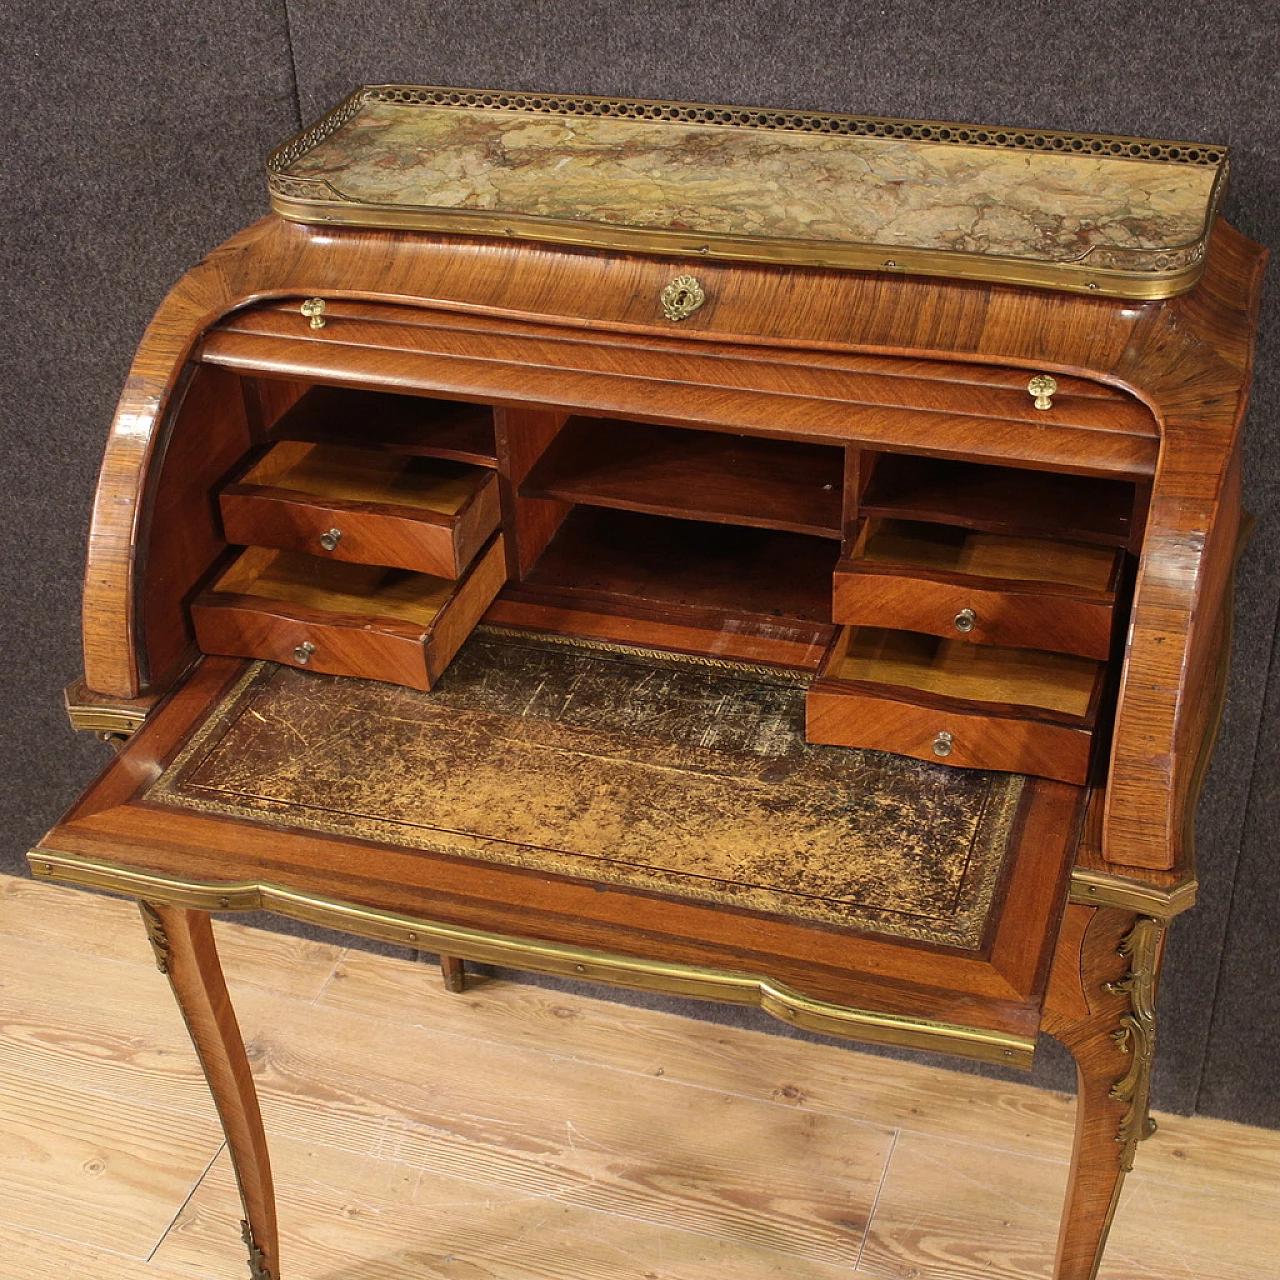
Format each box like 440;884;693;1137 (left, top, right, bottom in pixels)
191;536;507;690
805;626;1105;784
833;519;1122;659
220;441;501;579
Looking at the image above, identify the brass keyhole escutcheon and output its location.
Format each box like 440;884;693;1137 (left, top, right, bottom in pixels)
300;297;327;329
292;641;316;665
319;527;343;551
932;730;954;758
659;275;706;322
953;607;977;633
1027;373;1058;410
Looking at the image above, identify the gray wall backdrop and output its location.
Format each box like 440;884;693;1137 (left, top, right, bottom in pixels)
4;2;1277;1126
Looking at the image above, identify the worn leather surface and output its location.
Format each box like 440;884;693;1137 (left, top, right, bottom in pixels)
151;632;1025;947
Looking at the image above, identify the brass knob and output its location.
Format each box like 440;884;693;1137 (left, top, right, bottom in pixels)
932;730;954;758
292;641;315;665
953;607;977;633
659;275;706;322
318;527;342;551
300;298;327;329
1027;374;1058;410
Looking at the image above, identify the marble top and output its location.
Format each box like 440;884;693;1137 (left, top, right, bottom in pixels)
268;88;1228;296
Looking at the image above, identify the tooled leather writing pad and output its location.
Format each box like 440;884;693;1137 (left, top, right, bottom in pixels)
149;630;1025;949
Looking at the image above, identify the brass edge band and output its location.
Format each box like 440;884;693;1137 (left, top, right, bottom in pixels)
267;196;1207;300
28;849;1034;1068
1069;867;1198;918
64;706;147;736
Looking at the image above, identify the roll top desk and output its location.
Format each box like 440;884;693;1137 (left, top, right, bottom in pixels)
37;90;1265;1280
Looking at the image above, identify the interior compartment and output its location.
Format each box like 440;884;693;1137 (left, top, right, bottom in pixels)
832;519;1123;659
191;538;508;690
232;441;490;515
520;416;844;538
848;518;1119;592
859;453;1139;547
829;626;1102;718
519;506;838;622
219;441;502;578
206;546;461;624
269;385;498;466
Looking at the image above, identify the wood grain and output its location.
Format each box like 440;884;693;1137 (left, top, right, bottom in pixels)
2;877;1277;1280
146;903;279;1280
157;1138;866;1280
78;211;1263;877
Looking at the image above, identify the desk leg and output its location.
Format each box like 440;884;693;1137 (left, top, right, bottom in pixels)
140;902;280;1280
1043;904;1164;1280
439;954;467;993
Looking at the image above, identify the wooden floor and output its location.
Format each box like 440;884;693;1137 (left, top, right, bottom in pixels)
2;875;1278;1280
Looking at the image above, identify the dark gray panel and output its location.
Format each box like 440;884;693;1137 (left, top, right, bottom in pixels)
0;2;300;873
1197;526;1280;1127
282;0;1280;1122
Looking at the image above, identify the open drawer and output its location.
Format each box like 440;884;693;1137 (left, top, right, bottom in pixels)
806;625;1106;784
220;441;502;579
191;537;507;690
833;518;1123;659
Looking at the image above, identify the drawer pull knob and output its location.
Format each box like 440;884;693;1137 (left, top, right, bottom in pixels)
1027;373;1058;410
292;641;316;665
300;297;327;329
659;275;706;322
932;730;954;758
318;527;343;551
953;607;977;633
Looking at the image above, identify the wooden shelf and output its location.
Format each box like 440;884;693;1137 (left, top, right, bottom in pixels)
521;506;839;624
271;386;498;467
521;417;844;538
860;454;1136;546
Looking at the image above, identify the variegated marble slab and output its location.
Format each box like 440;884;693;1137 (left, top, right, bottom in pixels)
269;87;1228;297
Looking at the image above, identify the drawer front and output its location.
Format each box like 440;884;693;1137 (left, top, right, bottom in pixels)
192;601;435;688
220;471;501;580
832;565;1116;660
192;536;507;691
806;683;1093;785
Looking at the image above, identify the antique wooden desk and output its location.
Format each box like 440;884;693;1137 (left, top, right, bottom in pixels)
34;89;1264;1279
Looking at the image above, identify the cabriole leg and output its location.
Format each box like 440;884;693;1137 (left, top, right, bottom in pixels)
141;901;280;1280
1044;904;1165;1280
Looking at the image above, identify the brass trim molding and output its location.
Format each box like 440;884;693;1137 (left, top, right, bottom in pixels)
267;85;1228;301
1069;867;1198;918
64;697;148;737
29;849;1034;1068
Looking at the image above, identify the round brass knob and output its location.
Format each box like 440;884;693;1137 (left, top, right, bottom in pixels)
953;607;977;633
292;641;316;665
1027;374;1058;410
300;297;327;329
318;527;342;551
932;730;954;758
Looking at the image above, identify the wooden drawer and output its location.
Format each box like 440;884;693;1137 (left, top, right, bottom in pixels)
191;536;507;690
805;626;1105;784
833;519;1122;659
220;441;501;579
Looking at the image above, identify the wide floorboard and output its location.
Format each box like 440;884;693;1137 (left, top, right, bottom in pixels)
0;874;1276;1279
